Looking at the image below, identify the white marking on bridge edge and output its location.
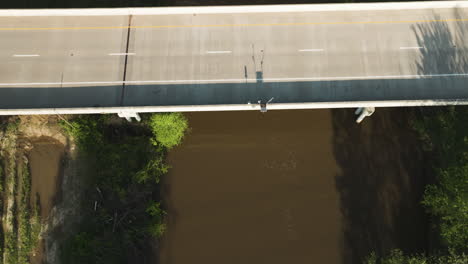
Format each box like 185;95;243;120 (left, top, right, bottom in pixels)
400;46;423;50
1;73;468;87
206;51;232;54
298;49;324;52
13;54;40;57
2;2;468;17
108;53;135;56
2;100;468;117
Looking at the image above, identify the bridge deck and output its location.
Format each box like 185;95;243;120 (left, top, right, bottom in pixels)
0;2;468;114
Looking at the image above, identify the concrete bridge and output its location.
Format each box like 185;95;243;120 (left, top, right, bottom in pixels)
0;1;468;118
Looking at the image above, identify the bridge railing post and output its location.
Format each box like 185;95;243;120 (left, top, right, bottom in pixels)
117;111;141;122
355;107;375;123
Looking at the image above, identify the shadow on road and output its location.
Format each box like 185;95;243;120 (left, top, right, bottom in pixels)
412;10;468;76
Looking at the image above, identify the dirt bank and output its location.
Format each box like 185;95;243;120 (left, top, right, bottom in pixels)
160;110;343;264
20;116;86;264
0;115;81;264
332;108;429;263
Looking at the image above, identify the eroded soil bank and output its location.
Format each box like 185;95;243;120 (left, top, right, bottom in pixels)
159;108;428;264
0;116;81;264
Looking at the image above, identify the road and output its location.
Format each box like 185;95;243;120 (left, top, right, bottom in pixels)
0;2;468;112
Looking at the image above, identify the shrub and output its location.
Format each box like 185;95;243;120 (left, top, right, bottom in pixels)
148;113;188;149
422;165;468;251
365;249;468;264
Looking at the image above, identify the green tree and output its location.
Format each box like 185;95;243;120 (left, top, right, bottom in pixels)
148;113;188;149
422;165;468;251
59;115;188;264
365;249;468;264
411;107;468;252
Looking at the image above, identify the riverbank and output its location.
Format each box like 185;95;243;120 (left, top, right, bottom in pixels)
0;113;189;264
1;107;460;264
57;113;187;264
360;107;468;263
332;108;430;263
0;116;70;264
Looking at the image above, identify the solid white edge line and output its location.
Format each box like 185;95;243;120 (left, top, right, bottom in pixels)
206;51;232;54
400;46;424;50
1;73;468;86
0;1;468;17
13;54;40;57
298;49;324;52
108;53;135;56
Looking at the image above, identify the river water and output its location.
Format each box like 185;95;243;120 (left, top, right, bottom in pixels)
160;110;343;264
29;137;64;220
28;137;65;264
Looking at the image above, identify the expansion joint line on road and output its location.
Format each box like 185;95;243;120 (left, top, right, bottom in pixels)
120;15;133;106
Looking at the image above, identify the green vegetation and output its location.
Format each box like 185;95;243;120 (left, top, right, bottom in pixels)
148;112;189;149
17;161;41;264
412;106;468;252
0;160;3;194
422;166;467;251
364;106;468;263
59;113;188;264
4;231;17;264
0;163;2;263
365;249;467;264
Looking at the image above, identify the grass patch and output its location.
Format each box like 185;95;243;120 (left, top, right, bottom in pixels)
0;162;3;195
4;163;19;264
17;159;40;264
0;162;3;263
4;230;17;264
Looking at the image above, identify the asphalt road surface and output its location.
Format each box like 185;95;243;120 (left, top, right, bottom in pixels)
0;3;468;109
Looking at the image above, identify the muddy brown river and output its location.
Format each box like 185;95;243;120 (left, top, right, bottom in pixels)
160;110;342;264
159;108;429;264
28;137;65;264
12;109;427;264
29;137;64;220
